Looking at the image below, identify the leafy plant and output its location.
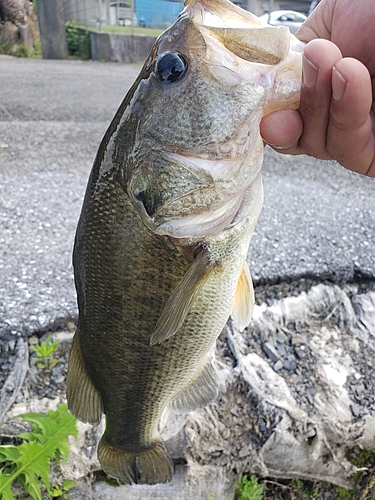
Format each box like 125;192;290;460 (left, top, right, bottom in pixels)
236;475;263;500
291;478;318;499
30;335;59;370
335;486;351;500
65;21;90;59
51;480;76;498
0;403;77;500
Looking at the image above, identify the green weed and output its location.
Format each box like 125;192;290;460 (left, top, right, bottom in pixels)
65;21;90;59
30;335;59;370
51;479;76;498
334;486;351;500
291;478;318;499
236;475;263;500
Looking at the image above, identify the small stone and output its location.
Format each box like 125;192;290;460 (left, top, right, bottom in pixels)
354;383;365;394
275;342;287;357
234;425;243;436
7;340;16;351
291;374;303;384
223;417;234;427
274;360;283;371
238;445;251;458
267;336;277;347
306;387;318;397
275;330;288;344
295;347;306;359
291;336;305;346
222;428;230;439
28;335;39;345
353;384;365;400
263;342;280;362
317;377;328;387
306;393;315;405
283;360;297;371
350;403;362;417
230;407;239;417
304;427;317;439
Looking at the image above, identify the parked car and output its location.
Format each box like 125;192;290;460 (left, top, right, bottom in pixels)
258;10;307;34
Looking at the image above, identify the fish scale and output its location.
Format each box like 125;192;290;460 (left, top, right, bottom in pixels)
67;0;303;486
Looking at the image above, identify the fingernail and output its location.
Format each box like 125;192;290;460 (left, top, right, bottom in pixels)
332;66;347;100
302;54;319;88
266;143;291;151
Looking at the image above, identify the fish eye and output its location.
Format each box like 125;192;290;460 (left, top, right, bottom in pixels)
155;52;188;83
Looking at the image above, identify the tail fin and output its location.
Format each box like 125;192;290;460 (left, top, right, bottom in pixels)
98;436;174;485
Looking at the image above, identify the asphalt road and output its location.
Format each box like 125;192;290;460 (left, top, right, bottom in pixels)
0;55;374;337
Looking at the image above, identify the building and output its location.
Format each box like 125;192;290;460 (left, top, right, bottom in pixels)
63;0;312;29
136;0;184;28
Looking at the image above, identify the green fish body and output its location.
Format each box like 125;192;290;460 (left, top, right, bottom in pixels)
67;0;303;485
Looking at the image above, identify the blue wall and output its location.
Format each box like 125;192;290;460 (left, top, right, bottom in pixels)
136;0;184;27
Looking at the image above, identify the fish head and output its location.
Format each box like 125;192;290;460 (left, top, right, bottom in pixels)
121;0;303;241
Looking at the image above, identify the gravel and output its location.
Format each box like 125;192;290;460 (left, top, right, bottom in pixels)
1;55;375;340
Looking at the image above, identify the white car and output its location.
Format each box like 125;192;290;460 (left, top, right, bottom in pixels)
258;10;307;34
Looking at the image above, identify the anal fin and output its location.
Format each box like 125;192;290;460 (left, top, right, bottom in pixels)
66;329;103;425
150;247;215;345
232;261;254;332
98;436;173;485
169;360;218;414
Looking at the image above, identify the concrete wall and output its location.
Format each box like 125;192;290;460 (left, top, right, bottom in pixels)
90;32;156;63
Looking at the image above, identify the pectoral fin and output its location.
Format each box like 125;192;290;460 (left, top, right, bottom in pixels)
232;262;254;332
66;329;103;425
169;359;218;414
150;247;215;346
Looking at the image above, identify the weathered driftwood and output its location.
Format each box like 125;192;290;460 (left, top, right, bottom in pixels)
4;284;375;498
0;338;29;422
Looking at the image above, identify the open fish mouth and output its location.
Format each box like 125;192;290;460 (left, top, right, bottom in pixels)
154;190;244;238
129;136;263;240
152;149;265;240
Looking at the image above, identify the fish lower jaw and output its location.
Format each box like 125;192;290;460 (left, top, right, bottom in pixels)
153;167;264;242
154;191;244;240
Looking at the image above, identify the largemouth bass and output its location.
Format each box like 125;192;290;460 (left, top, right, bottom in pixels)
67;0;303;486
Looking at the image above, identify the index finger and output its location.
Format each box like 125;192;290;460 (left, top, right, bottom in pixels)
327;57;375;176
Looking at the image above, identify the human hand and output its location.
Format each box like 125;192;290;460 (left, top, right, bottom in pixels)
260;0;375;177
